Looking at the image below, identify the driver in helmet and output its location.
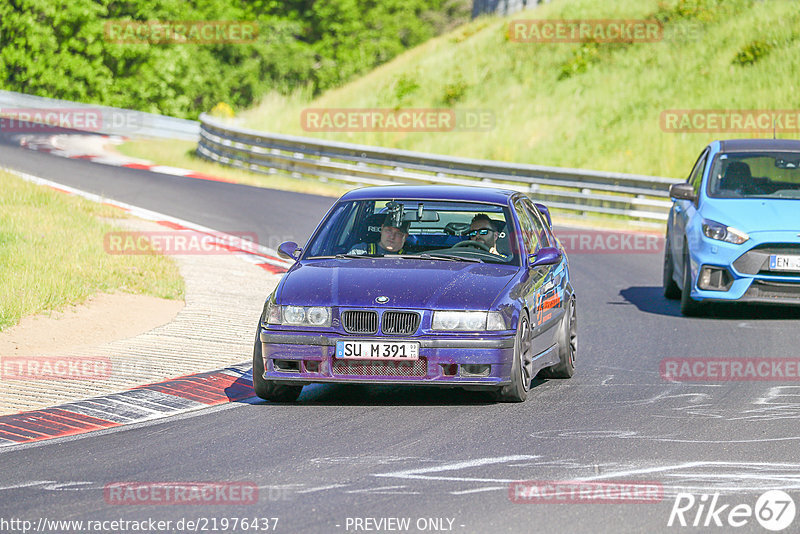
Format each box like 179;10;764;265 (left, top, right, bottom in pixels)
468;213;502;255
349;202;409;255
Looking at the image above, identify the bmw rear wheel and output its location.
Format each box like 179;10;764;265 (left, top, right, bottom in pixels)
539;296;576;379
495;315;531;403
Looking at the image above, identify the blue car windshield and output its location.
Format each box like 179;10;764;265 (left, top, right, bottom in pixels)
707;152;800;199
305;199;520;264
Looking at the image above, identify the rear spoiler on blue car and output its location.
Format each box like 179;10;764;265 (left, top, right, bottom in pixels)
534;203;552;227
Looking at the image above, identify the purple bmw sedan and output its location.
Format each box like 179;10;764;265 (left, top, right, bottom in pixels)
254;185;576;402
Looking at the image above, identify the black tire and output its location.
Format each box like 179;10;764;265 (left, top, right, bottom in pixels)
539;296;576;379
680;251;704;317
663;234;681;300
252;319;303;402
495;314;532;403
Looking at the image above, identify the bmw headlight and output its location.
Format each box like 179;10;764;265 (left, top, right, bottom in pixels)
432;311;507;331
266;302;332;327
701;219;749;245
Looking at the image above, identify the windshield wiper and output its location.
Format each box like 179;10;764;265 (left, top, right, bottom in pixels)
334;253;383;259
402;253;483;263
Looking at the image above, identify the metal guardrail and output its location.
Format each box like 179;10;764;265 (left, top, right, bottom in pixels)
197;113;681;221
0;90;199;141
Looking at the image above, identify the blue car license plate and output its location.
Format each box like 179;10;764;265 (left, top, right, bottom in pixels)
769;254;800;272
336;341;419;360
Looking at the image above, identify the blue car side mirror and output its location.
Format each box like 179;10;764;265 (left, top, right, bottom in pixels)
529;247;562;268
278;241;301;260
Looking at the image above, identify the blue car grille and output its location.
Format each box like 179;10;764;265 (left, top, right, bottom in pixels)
734;244;800;276
342;310;378;334
381;311;420;335
744;280;800;301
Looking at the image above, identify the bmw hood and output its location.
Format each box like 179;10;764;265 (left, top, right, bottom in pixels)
277;258;518;310
702;199;800;234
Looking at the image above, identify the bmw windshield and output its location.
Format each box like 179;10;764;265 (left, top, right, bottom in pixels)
304;199;520;265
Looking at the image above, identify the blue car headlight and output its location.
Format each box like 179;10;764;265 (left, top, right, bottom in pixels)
266;301;331;327
432;311;507;331
701;219;749;245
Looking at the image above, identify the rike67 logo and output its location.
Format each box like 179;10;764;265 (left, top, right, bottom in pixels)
668;490;796;531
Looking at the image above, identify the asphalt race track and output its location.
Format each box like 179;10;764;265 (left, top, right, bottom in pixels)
2;139;800;533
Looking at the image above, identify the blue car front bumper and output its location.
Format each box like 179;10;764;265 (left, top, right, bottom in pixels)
688;230;800;304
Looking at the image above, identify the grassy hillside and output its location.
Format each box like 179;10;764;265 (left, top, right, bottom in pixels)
237;0;800;179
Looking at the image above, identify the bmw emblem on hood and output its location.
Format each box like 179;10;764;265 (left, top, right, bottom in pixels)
375;296;390;304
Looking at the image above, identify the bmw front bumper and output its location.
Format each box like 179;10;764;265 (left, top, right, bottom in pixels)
259;330;516;388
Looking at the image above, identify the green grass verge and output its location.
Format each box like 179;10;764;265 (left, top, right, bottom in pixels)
236;0;800;180
116;139;353;198
0;170;184;332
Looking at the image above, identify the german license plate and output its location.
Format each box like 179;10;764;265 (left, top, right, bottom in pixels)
336;340;419;360
769;254;800;272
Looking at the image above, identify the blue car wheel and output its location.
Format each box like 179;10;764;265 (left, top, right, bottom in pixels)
663;233;681;300
680;250;705;316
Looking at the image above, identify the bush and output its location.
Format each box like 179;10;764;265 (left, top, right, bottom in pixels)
0;0;468;119
732;40;773;66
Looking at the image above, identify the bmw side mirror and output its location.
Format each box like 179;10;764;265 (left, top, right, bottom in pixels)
669;183;696;201
529;247;562;268
534;203;553;227
278;241;301;260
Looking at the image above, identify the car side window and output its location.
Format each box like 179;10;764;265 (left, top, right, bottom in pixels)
522;199;550;248
688;149;709;195
514;200;540;255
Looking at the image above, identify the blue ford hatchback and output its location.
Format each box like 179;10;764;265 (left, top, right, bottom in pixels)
254;186;577;402
664;139;800;315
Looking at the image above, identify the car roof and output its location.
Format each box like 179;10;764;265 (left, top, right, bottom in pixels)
718;138;800;152
339;185;519;205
